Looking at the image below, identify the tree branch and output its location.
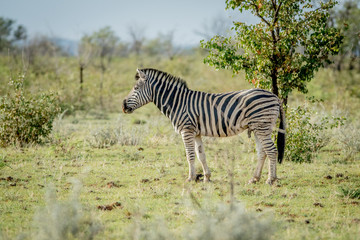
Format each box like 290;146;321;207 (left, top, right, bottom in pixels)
251;0;271;26
272;1;283;41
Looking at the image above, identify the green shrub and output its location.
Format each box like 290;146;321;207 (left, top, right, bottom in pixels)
285;101;345;163
339;185;360;199
0;74;60;147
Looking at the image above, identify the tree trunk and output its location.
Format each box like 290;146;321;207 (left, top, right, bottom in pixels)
349;55;356;70
271;67;279;97
99;65;105;109
283;95;288;109
336;53;346;71
80;65;84;90
79;64;84;102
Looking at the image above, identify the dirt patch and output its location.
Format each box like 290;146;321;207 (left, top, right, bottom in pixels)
97;202;123;211
313;202;324;208
107;181;124;188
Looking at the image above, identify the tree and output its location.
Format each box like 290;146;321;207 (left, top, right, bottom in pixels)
0;17;27;53
77;36;96;98
143;31;179;60
24;35;66;76
128;24;146;56
201;0;343;105
195;14;233;40
330;0;360;71
83;27;119;108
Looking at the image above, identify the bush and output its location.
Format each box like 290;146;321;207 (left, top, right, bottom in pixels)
285;101;345;163
0;74;60;147
336;123;360;161
33;180;102;240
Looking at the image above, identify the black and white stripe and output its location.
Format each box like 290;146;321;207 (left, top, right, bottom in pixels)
123;68;286;184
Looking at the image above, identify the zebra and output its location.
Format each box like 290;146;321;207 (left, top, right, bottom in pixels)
122;68;286;185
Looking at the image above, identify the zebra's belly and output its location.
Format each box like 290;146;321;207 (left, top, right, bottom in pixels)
200;126;246;137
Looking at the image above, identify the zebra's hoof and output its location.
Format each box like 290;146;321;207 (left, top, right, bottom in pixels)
186;176;196;182
266;178;277;185
248;177;260;184
204;178;211;183
204;174;211;183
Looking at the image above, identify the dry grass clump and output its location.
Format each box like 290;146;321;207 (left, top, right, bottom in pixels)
86;124;143;148
336;123;360;161
33;180;102;240
129;201;274;240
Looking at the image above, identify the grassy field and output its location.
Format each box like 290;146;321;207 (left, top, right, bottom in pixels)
1;107;360;239
1;55;360;239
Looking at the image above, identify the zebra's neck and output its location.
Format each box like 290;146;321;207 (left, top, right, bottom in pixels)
150;76;189;120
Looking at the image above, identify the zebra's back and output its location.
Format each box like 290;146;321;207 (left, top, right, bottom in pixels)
188;88;280;137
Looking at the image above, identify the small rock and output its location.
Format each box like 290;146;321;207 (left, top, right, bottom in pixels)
305;219;310;224
325;175;333;180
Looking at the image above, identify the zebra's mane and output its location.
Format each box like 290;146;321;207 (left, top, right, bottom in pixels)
141;68;188;89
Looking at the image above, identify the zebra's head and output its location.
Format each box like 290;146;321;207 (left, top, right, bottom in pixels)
122;69;152;114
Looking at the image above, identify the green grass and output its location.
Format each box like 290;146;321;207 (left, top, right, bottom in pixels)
1;110;359;239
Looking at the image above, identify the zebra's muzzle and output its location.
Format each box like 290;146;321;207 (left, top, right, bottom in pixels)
122;100;133;114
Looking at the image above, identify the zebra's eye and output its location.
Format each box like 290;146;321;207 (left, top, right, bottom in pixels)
134;86;139;91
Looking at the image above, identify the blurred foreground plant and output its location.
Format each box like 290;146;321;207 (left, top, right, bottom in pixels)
129;201;274;240
33;180;102;240
0;74;60;147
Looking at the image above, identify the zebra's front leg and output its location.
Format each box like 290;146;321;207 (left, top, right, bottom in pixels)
181;131;196;182
195;135;211;182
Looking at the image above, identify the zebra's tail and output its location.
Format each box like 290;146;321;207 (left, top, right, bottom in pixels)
277;102;286;164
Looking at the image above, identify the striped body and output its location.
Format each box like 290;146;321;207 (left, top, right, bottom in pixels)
123;68;286;184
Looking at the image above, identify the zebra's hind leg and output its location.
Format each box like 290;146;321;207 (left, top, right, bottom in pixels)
249;134;266;184
181;131;196;182
195;135;211;182
255;132;278;185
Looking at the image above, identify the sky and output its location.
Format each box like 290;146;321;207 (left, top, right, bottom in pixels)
0;0;257;47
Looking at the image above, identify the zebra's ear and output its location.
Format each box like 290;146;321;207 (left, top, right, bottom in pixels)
136;68;147;80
